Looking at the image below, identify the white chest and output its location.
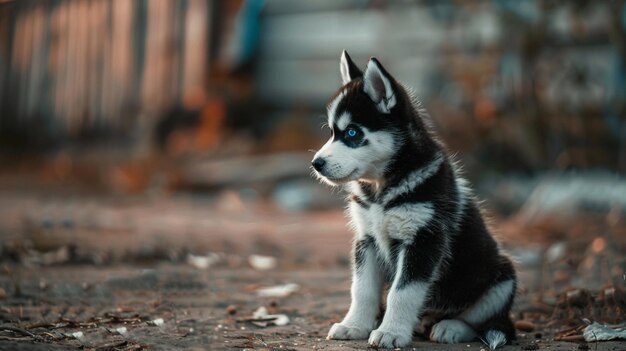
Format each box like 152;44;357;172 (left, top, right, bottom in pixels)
348;200;435;257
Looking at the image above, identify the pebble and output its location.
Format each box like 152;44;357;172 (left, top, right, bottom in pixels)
521;342;539;350
226;304;237;315
515;319;535;332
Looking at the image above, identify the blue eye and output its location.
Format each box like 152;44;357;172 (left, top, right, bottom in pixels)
347;128;357;138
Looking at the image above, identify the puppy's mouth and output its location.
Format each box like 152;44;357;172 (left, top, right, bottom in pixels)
322;168;360;183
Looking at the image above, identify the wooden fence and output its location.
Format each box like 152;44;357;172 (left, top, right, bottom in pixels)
0;0;216;139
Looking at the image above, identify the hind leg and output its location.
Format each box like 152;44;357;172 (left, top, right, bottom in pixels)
430;319;476;343
458;279;516;349
431;279;516;346
459;279;515;328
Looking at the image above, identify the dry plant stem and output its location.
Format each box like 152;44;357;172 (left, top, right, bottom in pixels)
0;324;37;338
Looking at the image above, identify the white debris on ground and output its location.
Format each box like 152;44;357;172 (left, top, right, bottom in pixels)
22;246;71;266
250;306;290;327
256;283;299;298
66;331;84;340
105;326;128;336
186;253;220;269
147;318;164;326
583;322;626;342
248;254;277;270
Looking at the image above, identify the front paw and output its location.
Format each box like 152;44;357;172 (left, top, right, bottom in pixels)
368;328;412;348
327;322;371;340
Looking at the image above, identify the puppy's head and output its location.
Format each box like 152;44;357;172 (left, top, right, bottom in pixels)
311;51;408;185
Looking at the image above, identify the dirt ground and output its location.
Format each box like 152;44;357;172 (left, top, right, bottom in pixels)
0;178;625;350
1;265;624;351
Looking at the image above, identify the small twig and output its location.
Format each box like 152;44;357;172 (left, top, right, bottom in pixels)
26;322;55;329
42;332;59;340
235;316;279;323
92;340;128;350
49;322;71;329
556;335;585;342
0;325;37;338
120;344;143;351
555;326;579;335
0;336;31;341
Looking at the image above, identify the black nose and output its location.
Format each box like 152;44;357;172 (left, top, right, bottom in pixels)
312;158;326;172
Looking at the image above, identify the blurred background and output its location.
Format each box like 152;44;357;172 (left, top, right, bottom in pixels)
1;0;625;315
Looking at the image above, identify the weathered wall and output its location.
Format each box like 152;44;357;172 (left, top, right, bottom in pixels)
255;0;626;171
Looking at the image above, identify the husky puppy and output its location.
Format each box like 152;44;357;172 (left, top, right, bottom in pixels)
311;51;517;349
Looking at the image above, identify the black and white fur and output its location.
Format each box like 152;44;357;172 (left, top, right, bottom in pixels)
311;51;517;349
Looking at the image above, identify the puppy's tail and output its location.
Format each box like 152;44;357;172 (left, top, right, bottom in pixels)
483;330;507;350
479;316;515;350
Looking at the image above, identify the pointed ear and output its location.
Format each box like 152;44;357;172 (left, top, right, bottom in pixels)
363;57;397;113
340;50;362;85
